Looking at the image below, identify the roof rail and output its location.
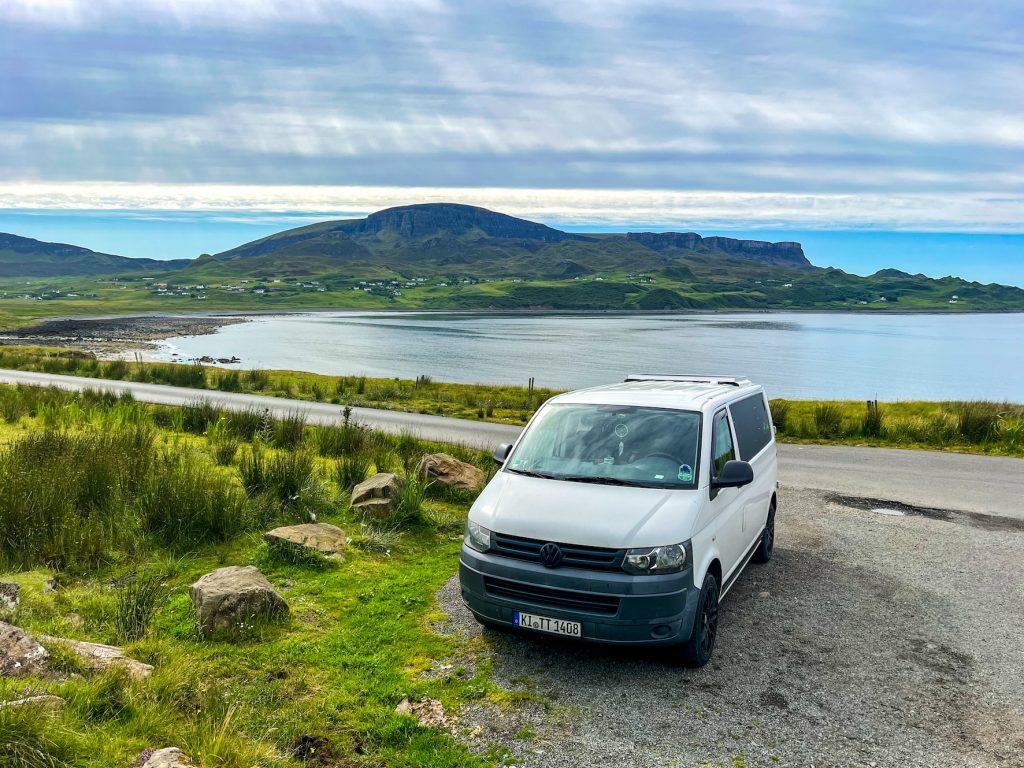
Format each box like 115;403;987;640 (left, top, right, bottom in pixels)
624;373;751;387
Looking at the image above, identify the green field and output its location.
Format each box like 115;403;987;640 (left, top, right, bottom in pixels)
0;383;514;767
1;346;1023;458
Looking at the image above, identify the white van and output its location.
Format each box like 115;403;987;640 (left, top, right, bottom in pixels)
460;374;778;666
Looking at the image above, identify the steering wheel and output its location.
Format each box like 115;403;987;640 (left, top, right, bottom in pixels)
639;451;684;465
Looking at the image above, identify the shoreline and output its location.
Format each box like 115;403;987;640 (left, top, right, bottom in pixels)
0;314;250;357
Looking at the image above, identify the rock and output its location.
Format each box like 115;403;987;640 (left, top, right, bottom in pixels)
395;697;448;728
0;694;64;710
351;473;405;518
44;578;57;594
0;581;19;612
38;635;153;680
265;523;347;560
189;566;288;637
416;453;486;491
142;748;195;768
0;621;49;678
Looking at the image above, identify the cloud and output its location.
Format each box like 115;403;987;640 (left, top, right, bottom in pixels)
1;182;1022;233
1;0;1023;231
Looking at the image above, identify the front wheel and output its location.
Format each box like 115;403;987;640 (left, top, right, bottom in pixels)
680;573;719;667
752;498;776;564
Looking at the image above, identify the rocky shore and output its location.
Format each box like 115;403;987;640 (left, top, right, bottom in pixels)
0;314;247;357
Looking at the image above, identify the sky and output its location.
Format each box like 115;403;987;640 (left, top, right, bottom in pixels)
1;0;1022;284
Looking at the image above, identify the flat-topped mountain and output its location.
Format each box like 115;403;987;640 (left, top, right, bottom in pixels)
201;202;812;276
1;204;1021;311
0;233;188;278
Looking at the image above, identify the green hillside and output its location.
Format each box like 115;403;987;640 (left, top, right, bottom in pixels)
0;233;189;278
171;203;1023;311
0;203;1022;316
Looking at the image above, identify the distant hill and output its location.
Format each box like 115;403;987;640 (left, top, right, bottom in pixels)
0;233;189;278
173;203;1024;311
4;204;1023;311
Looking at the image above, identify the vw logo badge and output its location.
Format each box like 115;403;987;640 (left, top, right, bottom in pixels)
539;542;564;568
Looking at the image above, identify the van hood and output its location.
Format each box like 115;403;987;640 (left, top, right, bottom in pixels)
469;471;700;549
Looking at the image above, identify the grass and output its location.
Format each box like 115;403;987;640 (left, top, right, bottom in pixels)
114;574;167;643
2;346;1023;459
772;398;1024;454
0;382;499;767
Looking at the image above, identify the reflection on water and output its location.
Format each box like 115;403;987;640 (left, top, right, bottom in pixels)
153;311;1024;401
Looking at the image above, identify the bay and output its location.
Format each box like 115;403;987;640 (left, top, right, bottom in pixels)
153;311;1024;401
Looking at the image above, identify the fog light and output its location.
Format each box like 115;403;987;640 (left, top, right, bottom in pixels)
651;624;672;638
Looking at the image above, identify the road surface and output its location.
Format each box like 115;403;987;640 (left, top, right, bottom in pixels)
0;368;1020;519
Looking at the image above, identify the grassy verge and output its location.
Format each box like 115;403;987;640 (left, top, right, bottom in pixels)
0;383;505;767
1;345;1023;458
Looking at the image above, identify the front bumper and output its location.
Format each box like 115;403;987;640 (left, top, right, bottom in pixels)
459;544;700;645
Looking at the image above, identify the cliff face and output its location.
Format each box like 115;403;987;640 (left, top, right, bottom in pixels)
341;203;587;243
625;231;811;269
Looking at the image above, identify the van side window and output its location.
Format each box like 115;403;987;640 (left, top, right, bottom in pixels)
711;411;735;477
729;393;773;460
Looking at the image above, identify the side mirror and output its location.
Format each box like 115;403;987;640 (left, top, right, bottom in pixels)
493;443;512;464
711;460;754;490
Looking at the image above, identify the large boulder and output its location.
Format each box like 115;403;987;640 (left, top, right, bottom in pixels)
38;634;153;681
416;453;486;491
351;473;405;518
265;523;346;560
142;748;195;768
190;566;288;637
0;621;49;678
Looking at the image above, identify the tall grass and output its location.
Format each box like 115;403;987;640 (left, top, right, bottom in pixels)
0;428;155;570
239;446;323;515
273;411;307;450
0;695;76;768
812;403;844;438
138;451;255;547
336;453;371;490
770;398;1024;454
114;573;167;643
955;402;999;444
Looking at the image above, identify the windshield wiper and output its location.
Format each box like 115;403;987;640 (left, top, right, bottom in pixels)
557;475;648;487
505;468;557;480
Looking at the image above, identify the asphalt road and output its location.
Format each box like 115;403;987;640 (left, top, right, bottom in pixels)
1;367;1021;519
439;487;1024;767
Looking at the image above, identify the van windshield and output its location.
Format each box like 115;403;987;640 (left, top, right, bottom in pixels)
506;403;701;489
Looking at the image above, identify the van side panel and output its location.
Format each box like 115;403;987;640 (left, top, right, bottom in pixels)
729;391;778;550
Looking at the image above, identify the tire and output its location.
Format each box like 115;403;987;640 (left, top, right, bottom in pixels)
752;498;776;564
680;573;720;667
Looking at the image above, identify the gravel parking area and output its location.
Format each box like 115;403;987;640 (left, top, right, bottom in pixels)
436;488;1024;767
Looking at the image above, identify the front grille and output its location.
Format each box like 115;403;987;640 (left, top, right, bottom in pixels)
484;576;620;615
492;532;624;571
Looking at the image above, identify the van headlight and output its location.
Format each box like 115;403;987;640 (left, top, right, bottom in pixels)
464;520;492;552
623;541;692;574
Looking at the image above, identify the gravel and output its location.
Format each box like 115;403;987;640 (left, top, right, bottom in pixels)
435;487;1024;767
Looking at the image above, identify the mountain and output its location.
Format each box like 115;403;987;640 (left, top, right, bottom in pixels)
193;202;813;279
4;204;1022;311
0;233;189;278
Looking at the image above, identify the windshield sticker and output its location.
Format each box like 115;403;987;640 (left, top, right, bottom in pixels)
614;423;629;438
678;464;694;482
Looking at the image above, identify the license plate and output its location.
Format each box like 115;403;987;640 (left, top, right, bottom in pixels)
514;611;582;637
